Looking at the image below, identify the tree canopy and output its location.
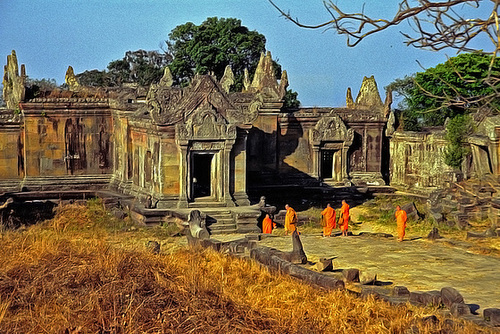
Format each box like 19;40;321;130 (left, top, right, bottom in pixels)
388;53;500;130
167;17;268;91
76;50;171;87
75;17;299;107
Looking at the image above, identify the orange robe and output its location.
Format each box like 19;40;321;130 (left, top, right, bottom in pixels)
285;207;297;233
339;203;350;232
395;209;407;241
262;216;273;234
321;207;336;236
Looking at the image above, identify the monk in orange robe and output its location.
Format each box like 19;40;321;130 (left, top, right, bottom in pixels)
321;203;336;237
395;205;407;242
339;200;350;236
284;204;297;235
262;214;273;234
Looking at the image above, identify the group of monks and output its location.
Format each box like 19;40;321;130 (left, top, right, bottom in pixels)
262;201;408;242
320;200;350;237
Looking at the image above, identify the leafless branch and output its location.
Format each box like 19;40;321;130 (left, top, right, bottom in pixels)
268;0;499;54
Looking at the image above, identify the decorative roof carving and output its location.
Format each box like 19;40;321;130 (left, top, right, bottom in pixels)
147;73;260;126
220;65;234;93
346;87;355;108
311;111;354;146
384;88;392;117
159;67;173;87
355;76;383;111
176;101;236;141
2;50;26;109
246;51;286;100
65;66;80;91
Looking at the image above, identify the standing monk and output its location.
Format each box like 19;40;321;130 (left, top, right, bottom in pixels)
395;205;407;242
262;214;273;234
284;204;297;236
321;203;336;237
339;200;350;237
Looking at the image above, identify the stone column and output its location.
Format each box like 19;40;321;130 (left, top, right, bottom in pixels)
312;146;320;178
223;140;235;207
233;130;250;206
177;144;189;208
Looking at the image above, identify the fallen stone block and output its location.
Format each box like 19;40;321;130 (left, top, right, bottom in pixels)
393;286;410;297
360;272;377;285
315;258;333;272
466;231;486;239
421;315;439;325
427;227;443;240
441;287;464;308
484;308;500;326
342;268;360;282
410;291;441;307
450;303;471;317
401;202;420;221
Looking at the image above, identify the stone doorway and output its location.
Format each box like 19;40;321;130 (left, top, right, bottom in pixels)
191;152;215;200
320;149;341;182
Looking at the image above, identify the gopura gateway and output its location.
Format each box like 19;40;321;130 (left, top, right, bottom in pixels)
2;50;499;230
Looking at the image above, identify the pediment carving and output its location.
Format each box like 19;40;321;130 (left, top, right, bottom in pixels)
311;112;354;146
176;101;236;141
147;74;259;126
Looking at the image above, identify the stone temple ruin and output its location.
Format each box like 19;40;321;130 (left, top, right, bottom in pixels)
1;49;500;232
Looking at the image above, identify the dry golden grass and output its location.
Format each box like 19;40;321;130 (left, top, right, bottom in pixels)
0;202;493;333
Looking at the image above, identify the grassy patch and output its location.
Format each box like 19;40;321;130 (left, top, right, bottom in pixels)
0;202;491;333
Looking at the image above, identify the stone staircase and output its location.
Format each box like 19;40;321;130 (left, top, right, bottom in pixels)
204;209;238;234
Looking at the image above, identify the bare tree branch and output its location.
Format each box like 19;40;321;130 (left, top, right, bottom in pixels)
268;0;499;54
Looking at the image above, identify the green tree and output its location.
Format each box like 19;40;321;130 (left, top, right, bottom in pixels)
167;17;266;91
389;53;500;130
167;17;299;107
25;77;58;99
76;50;171;87
444;114;474;169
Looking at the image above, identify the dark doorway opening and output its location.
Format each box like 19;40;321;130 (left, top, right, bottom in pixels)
192;153;213;199
321;150;334;179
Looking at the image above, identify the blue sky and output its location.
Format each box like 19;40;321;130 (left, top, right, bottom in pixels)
0;0;493;107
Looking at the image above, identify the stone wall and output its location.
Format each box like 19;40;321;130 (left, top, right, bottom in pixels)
390;130;452;190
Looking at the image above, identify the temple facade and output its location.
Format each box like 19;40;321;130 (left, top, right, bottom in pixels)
1;50;393;209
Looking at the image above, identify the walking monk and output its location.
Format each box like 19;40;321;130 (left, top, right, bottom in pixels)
395;205;407;242
321;203;336;237
262;214;273;234
284;204;297;235
339;200;350;237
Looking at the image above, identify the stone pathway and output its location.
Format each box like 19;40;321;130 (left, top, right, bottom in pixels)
250;234;500;311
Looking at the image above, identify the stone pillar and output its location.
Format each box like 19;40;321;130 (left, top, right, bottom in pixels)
177;144;189;208
223;140;235;207
233;130;250;206
312;146;320;179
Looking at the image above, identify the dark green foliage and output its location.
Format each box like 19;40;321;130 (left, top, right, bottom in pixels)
283;89;300;109
76;50;171;87
443;114;474;169
388;53;500;131
25;77;58;99
167;17;266;91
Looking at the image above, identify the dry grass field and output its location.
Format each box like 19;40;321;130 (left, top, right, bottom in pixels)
0;200;494;333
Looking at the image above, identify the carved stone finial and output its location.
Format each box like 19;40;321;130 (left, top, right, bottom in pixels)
346;87;355;108
384;88;393;117
220;65;234;93
65;66;80;91
159;67;173;87
278;70;289;99
250;51;278;92
243;68;250;92
3;50;26;109
355;76;383;110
